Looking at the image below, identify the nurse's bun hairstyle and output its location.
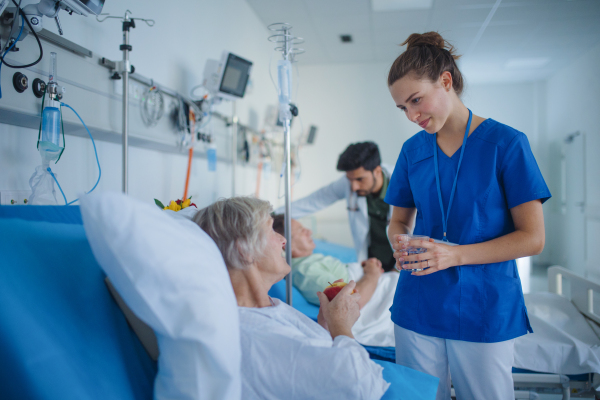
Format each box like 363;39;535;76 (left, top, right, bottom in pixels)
387;31;464;96
337;141;381;172
194;196;272;270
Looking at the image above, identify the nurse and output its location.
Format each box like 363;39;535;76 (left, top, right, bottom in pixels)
384;32;551;400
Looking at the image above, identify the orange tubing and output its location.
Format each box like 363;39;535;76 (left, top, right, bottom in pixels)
255;160;263;198
183;108;196;200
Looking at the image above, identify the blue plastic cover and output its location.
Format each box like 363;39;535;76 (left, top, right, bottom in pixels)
0;207;155;400
375;359;439;400
0;205;83;224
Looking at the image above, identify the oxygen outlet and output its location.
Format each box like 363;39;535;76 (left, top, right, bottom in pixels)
32;78;46;98
13;72;28;93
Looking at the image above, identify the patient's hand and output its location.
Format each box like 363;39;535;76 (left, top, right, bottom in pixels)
361;258;384;277
316;280;360;340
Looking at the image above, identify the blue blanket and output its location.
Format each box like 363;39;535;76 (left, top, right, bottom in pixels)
0;207;155;400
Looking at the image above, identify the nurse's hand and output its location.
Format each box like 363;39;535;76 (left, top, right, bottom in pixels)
391;234;433;268
316;280;361;339
397;239;460;276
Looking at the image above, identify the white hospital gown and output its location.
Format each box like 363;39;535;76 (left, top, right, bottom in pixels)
238;298;390;400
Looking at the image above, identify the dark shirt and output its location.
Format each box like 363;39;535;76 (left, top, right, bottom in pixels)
366;173;395;272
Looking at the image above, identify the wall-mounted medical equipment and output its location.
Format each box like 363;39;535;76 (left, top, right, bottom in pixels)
29;51;101;205
140;85;164;127
4;0;103;43
202;52;252;101
0;0;101;99
303;125;317;145
267;22;304;305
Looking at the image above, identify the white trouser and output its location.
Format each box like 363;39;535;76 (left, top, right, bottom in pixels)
394;324;515;400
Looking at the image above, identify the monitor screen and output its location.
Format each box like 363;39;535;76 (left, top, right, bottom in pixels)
219;53;252;98
75;0;105;15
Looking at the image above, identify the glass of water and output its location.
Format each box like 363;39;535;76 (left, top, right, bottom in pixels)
395;234;430;272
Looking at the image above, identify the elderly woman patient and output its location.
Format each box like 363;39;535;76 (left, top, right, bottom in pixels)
194;197;390;400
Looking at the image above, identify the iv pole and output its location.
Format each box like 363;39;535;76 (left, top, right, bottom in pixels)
96;10;154;194
268;23;304;305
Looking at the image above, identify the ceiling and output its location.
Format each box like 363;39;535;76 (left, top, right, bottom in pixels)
246;0;600;83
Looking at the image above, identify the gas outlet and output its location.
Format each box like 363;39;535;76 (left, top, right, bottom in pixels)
0;190;30;205
32;78;46;98
13;72;28;93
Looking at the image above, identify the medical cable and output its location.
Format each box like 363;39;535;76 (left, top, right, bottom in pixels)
47;102;102;205
0;13;23;99
1;0;44;69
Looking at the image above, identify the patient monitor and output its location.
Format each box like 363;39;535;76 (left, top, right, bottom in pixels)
203;51;253;101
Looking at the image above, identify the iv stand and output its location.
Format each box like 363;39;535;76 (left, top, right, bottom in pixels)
121;13;133;194
268;23;304;305
96;11;154;194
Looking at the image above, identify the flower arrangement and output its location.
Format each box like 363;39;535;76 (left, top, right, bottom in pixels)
154;197;197;212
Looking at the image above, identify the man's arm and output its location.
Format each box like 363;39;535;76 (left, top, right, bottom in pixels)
274;175;348;218
354;258;384;309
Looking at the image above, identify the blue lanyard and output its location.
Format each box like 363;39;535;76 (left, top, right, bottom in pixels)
433;109;472;242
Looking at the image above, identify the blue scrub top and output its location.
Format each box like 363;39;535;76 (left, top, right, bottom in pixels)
385;119;551;343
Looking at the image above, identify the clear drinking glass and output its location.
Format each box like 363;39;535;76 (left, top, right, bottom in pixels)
395;234;430;272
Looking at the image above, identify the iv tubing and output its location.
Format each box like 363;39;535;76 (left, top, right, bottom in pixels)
47;102;102;205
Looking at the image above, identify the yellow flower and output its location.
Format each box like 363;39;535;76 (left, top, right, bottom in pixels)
167;200;181;211
181;198;191;209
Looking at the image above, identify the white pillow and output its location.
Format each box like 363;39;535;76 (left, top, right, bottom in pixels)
80;192;241;400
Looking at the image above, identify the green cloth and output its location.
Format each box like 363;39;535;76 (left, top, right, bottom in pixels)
291;253;350;306
366;173;395;271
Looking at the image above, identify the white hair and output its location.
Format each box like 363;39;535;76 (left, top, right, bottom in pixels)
193;196;272;270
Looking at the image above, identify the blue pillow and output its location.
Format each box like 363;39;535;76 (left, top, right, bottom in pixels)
375;359;439;400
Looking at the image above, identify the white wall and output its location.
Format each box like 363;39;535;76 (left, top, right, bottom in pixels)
0;0;283;208
540;43;600;278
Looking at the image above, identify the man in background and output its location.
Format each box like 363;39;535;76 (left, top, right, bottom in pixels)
275;142;396;271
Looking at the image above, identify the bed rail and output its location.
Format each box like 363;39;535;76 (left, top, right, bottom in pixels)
548;265;600;325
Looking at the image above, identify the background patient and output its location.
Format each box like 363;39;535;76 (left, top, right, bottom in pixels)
193;197;389;400
272;215;399;347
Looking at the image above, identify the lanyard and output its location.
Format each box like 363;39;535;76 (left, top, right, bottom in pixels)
433;109;472;242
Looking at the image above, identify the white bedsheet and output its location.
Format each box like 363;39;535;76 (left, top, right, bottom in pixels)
514;292;600;375
348;264;399;347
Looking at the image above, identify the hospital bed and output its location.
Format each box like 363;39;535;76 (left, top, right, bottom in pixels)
270;245;600;400
0;205;438;400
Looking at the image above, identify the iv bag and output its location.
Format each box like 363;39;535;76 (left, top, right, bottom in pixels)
29;165;59;205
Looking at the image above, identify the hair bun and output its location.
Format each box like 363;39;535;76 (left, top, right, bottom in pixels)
402;32;459;60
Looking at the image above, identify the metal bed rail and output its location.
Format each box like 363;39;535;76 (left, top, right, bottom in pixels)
548;265;600;325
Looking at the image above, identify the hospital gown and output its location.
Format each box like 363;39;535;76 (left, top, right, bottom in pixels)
238;298;390;400
292;254;399;347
